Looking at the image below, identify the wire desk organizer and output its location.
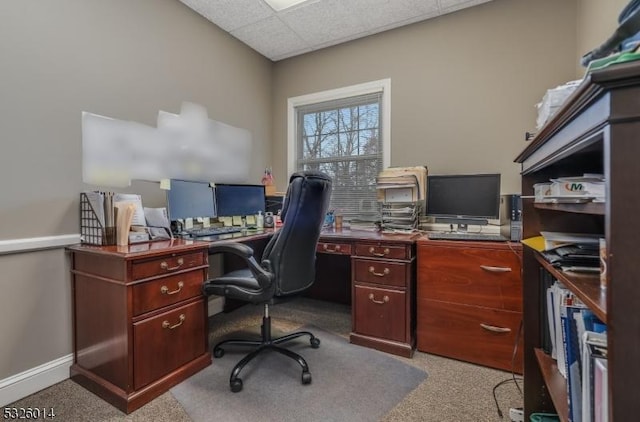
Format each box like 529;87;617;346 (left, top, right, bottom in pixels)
80;192;116;246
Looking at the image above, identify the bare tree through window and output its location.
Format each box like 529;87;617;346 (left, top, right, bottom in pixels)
297;94;382;218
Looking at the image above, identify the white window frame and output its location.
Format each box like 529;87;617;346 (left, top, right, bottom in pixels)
287;79;391;177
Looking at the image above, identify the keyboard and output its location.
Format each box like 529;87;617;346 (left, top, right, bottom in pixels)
427;232;508;242
186;226;242;237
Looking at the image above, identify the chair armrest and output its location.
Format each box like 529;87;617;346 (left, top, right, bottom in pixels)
208;241;254;258
208;241;273;288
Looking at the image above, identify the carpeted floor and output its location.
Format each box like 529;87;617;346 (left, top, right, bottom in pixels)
8;297;523;421
172;324;426;422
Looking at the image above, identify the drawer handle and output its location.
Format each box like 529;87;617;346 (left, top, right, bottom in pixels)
368;266;390;277
162;314;186;330
160;281;184;295
369;247;390;257
479;265;512;273
480;323;511;333
323;244;341;252
160;257;184;271
368;293;389;304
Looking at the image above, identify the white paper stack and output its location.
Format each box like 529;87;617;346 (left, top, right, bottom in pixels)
536;79;582;130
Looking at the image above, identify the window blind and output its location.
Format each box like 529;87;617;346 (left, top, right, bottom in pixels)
295;92;383;218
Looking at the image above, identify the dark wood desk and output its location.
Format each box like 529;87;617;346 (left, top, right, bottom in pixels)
67;229;419;413
203;228;420;357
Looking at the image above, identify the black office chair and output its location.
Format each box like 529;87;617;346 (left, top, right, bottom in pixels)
202;171;332;392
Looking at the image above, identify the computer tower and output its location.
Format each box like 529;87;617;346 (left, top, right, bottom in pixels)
500;194;522;241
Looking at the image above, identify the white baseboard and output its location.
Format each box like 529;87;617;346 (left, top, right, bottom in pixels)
0;354;73;407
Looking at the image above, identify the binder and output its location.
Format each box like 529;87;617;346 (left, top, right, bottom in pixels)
560;297;586;422
581;331;607;422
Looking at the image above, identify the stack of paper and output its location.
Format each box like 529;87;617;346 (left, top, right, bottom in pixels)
536;79;582;129
381;202;421;232
375;167;426;233
376;166;427;205
348;218;380;232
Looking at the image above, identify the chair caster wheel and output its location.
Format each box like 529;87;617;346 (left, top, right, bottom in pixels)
301;371;312;385
310;337;320;348
230;378;243;392
213;347;225;358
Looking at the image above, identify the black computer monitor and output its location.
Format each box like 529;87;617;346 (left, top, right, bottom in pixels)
215;184;266;217
426;174;501;230
166;179;216;221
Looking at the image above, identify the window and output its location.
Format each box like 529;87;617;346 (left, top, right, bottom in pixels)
287;79;390;218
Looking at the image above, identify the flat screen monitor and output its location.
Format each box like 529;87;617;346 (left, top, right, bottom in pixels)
166;179;216;221
215;184;266;217
426;174;501;230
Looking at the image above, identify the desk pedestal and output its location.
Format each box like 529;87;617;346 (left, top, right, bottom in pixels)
68;240;211;413
317;231;417;358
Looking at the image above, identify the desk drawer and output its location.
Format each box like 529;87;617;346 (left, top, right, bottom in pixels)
418;245;521;311
353;285;406;343
353;258;408;287
131;252;204;280
317;242;352;255
133;299;206;390
132;270;205;316
416;298;522;373
355;243;409;260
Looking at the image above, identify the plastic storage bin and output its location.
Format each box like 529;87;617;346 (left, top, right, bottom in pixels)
530;413;560;422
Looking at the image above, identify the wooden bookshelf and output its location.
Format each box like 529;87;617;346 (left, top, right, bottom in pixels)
516;61;640;421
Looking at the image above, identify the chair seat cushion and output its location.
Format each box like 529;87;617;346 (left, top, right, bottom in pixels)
203;268;264;300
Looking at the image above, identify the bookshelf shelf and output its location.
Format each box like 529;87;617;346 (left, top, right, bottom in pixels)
535;254;606;322
533;202;605;215
516;61;640;421
535;348;568;422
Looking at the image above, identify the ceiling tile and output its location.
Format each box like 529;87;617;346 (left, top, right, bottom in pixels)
230;15;309;60
439;0;492;14
342;0;422;32
279;0;369;46
180;0;274;32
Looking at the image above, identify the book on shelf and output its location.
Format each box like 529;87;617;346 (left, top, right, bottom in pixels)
581;331;608;422
541;270;556;356
560;296;587;422
552;289;607;422
593;357;608;422
546;280;571;368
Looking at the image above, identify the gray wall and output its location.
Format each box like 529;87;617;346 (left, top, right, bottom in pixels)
271;0;578;195
0;0;272;380
0;0;628;401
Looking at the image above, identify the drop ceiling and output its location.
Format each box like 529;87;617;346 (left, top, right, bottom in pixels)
179;0;494;61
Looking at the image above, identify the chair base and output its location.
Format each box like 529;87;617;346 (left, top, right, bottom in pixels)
213;304;320;392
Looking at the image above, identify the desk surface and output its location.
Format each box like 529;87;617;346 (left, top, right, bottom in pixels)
182;227;421;245
68;228;421;258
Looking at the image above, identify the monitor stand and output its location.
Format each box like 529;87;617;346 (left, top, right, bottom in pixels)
434;217;488;232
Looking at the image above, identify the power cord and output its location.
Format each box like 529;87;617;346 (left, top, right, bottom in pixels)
492;319;524;419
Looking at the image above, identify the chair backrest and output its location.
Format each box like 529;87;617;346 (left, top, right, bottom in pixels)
261;171;332;296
